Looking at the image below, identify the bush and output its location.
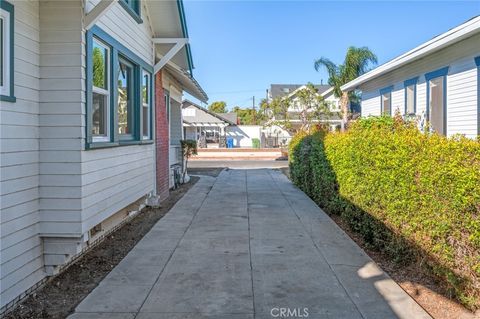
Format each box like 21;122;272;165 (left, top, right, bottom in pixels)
252;138;260;148
289;116;480;309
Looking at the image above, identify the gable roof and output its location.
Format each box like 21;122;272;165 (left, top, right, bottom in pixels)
341;15;480;91
270;84;331;99
182;100;236;125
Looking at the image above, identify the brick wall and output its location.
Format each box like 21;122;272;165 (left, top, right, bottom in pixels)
155;71;170;200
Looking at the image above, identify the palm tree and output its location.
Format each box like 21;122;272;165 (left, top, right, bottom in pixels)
314;46;377;131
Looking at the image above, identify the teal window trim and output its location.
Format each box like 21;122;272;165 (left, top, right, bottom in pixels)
0;0;15;102
119;0;142;24
404;77;418;115
86;26;153;150
380;85;393;115
475;57;480;135
425;66;449;135
141;69;153;140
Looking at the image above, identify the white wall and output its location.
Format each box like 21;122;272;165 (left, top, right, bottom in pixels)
1;0;159;309
360;33;479;138
0;0;43;309
226;125;262;147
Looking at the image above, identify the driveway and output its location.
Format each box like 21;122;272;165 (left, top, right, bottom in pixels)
69;169;430;319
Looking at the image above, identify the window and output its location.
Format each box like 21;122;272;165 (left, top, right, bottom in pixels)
404;77;418;116
380;86;393;115
165;90;170;124
86;26;153;149
428;77;445;135
117;58;134;138
119;0;142;23
476;57;480;136
0;0;14;101
425;67;448;135
92;39;110;142
142;70;151;139
123;0;139;14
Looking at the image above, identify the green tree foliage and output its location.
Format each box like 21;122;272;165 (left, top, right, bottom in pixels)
93;47;105;88
208;101;227;113
289;116;480;309
262;83;329;133
314;47;377;130
232;106;265;125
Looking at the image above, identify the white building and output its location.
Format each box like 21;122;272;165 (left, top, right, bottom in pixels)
0;0;207;311
341;16;480;138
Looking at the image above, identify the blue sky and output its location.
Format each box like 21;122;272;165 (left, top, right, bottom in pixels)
183;1;480;110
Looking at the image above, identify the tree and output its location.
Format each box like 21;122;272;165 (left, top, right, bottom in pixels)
208;101;227;113
295;83;330;130
180;139;197;183
262;83;329;133
233;106;265;125
314;46;377;131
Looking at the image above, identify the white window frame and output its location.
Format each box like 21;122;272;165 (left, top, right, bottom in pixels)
142;70;151;140
381;92;391;115
92;38;111;143
0;7;11;96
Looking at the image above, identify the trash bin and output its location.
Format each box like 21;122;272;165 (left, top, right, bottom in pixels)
226;137;234;148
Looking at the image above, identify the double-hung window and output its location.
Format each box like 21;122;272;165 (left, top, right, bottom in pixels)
117;58;134;139
425;67;449;135
86;27;153;149
142;70;151;139
380;86;393;116
0;0;14;101
404;77;418;116
92;39;110;142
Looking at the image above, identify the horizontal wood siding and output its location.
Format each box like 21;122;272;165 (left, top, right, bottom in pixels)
38;0;83;237
0;0;43;309
359;33;479;137
86;0;153;65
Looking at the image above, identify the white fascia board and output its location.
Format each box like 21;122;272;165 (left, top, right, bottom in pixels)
341;16;480;91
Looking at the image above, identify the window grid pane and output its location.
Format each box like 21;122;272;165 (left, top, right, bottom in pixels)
429;77;445;135
382;93;391;115
118;59;133;135
406;85;415;114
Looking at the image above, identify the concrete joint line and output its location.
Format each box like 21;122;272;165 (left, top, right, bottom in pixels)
267;170;367;319
133;176;217;317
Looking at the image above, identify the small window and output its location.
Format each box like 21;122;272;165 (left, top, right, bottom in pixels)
142;70;151;139
123;0;139;14
428;77;445;135
92;38;110;142
0;1;14;99
405;84;415;115
165;91;170;124
117;58;134;138
381;92;391;115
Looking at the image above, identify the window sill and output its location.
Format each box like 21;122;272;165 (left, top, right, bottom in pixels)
86;139;154;150
118;1;143;24
1;94;16;102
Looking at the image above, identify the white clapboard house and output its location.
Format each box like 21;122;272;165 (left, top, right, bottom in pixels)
341;16;480;138
0;0;207;311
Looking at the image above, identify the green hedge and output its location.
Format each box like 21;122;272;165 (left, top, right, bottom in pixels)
289;116;480;309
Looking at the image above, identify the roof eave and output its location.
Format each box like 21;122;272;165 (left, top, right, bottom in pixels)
341;16;480;92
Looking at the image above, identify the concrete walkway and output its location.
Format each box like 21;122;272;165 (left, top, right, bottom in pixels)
69;169;431;319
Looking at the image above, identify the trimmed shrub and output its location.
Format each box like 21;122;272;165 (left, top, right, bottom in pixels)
289;116;480;309
252;138;260;149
